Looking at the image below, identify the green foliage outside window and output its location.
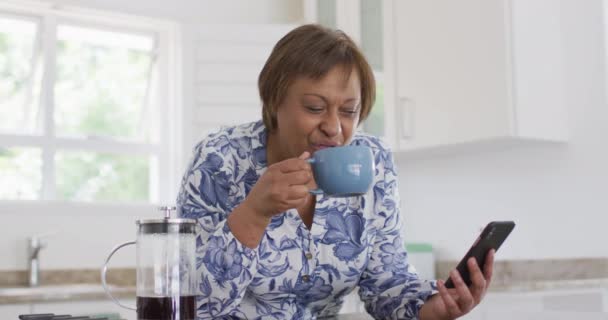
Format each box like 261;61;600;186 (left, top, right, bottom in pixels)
55;152;150;202
0;148;42;200
0;20;156;202
54;39;154;141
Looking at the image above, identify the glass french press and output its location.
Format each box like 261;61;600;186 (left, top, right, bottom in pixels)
102;206;198;320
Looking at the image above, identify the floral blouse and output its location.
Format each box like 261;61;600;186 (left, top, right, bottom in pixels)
177;120;436;319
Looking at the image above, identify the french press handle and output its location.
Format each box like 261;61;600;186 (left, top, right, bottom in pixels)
101;241;137;311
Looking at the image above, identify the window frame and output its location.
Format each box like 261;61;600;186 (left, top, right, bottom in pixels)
0;0;184;210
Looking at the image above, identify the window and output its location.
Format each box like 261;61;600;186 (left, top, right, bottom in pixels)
0;2;182;204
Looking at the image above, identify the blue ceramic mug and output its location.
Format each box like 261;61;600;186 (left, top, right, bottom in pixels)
307;145;374;197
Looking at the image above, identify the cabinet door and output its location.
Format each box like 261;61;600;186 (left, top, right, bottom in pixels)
394;0;512;151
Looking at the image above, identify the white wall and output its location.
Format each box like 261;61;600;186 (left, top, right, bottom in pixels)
49;0;303;24
1;204;149;270
398;0;608;261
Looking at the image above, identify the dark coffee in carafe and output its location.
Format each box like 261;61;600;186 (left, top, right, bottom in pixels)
136;296;196;320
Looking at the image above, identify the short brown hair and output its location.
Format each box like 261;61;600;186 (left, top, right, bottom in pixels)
258;24;376;131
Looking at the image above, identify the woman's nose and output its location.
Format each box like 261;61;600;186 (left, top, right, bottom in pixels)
320;112;342;137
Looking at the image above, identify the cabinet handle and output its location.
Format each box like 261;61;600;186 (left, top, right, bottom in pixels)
399;97;415;139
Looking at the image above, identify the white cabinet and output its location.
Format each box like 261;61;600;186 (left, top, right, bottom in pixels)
307;0;568;156
391;0;568;154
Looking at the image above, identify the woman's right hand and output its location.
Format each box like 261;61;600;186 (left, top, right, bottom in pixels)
242;152;313;220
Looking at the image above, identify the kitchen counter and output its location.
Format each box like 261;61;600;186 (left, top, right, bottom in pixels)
0;284;135;304
1;278;606;304
437;256;608;293
489;277;608;293
0;268;135;304
2;257;607;304
0;278;608;305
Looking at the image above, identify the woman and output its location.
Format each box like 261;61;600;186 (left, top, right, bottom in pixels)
177;24;494;320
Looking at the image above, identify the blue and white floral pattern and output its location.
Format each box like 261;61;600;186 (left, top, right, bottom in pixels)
177;120;436;319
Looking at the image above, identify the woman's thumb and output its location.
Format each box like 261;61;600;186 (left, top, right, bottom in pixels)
298;151;310;160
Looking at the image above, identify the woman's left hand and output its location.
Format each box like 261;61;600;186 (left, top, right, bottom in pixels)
419;249;495;320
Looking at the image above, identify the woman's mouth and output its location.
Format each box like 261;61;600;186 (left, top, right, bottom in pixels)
311;143;339;152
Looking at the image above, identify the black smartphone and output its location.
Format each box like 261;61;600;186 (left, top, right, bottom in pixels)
445;221;515;288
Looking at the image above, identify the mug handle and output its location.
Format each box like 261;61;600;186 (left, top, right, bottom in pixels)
309;189;323;195
101;241;137;311
306;158;323;195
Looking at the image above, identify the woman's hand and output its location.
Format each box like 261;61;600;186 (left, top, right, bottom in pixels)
419;250;495;320
228;152;313;248
242;152;313;220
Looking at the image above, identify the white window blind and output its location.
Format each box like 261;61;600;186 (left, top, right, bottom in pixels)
192;24;296;142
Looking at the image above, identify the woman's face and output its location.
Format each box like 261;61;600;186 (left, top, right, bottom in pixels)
270;65;361;161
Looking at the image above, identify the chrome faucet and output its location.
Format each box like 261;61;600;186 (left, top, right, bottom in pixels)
28;236;45;287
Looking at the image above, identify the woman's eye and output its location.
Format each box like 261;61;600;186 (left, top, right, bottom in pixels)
341;108;359;116
305;106;324;113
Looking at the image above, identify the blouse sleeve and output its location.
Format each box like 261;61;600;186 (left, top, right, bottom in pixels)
358;146;437;319
176;137;259;319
